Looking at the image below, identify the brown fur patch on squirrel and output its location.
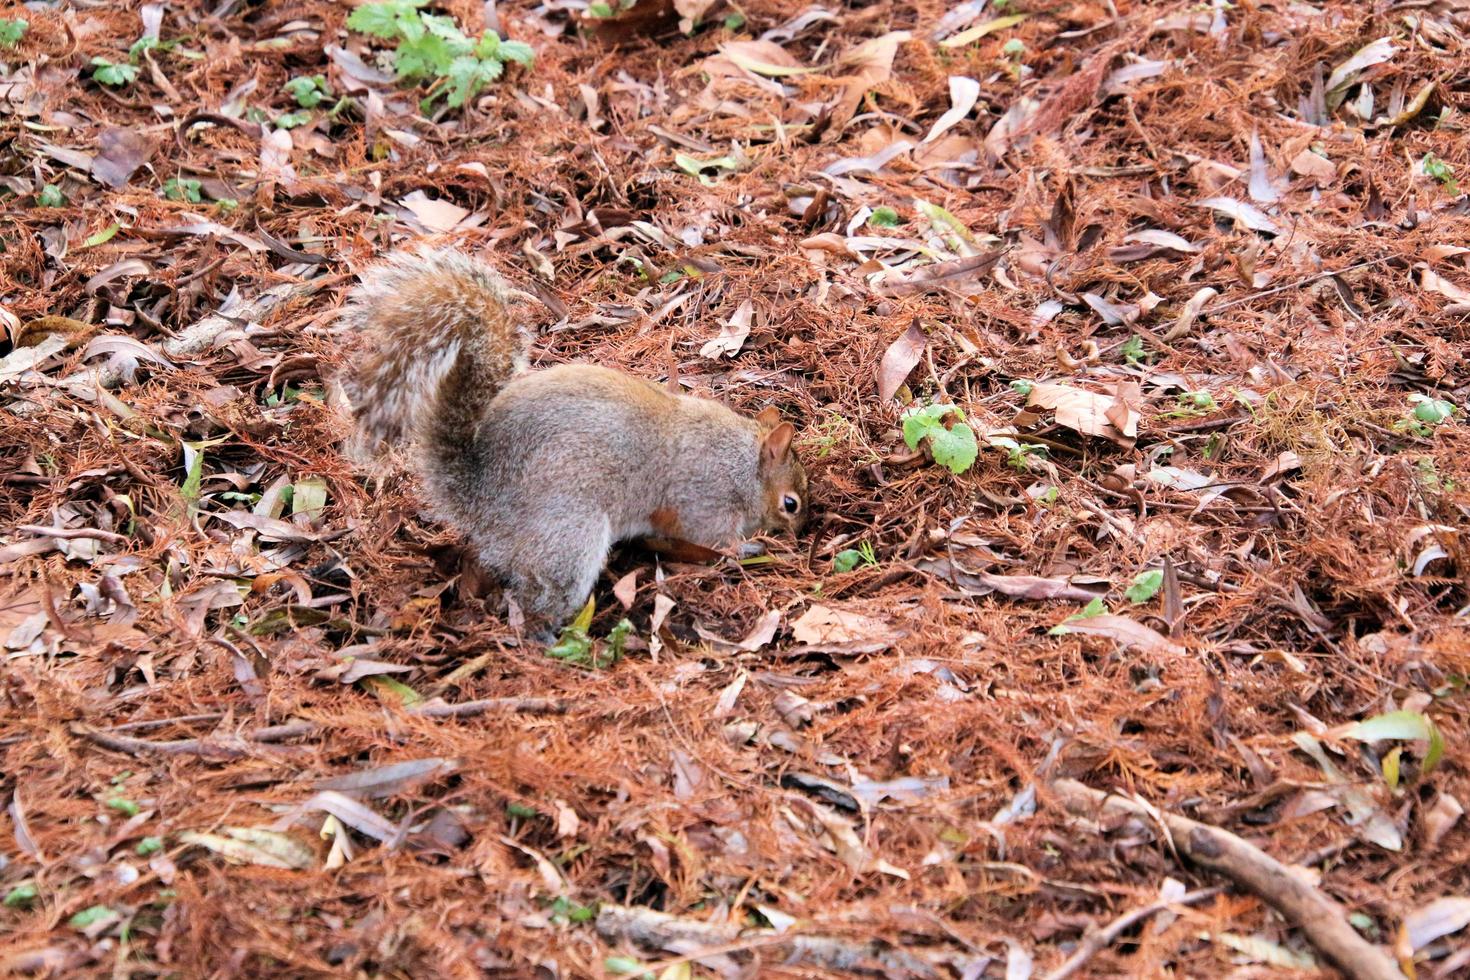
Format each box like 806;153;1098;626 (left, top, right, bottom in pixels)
337;247;807;638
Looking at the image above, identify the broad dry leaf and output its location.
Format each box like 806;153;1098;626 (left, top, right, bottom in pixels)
399;191;472;234
923;76;980;143
699;299;754;359
92;127;154;188
1063;614;1183;654
718;40;814;77
1403;897;1470;952
876;320;926;401
830;31;911;126
1025;383;1135;447
791;603;897;646
1290;147;1336;183
179;828;316;869
1197;197;1281;235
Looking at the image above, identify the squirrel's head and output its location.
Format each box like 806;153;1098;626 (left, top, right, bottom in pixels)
755;407;808;536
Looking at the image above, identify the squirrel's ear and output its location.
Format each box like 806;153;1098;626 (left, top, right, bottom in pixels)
755;406;781;429
762;421;795;463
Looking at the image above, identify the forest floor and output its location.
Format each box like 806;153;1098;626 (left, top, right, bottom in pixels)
3;0;1470;976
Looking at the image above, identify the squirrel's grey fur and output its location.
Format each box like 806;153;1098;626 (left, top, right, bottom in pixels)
338;247;807;635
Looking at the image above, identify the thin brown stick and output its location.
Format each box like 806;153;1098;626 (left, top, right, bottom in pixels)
17;525;130;544
1042;885;1225;980
1052;779;1405;980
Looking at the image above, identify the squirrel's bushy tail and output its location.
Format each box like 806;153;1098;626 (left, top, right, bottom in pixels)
339;248;533;465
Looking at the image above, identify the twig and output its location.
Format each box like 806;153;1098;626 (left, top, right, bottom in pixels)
1204;255;1397;315
1042;885;1224;980
408;696;568;718
1051;779;1405;980
17;525;130;544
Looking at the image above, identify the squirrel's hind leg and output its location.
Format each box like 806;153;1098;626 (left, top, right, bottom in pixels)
492;514;613;641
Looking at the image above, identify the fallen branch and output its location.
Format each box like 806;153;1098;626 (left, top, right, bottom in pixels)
74;698;568;757
1051;779;1405;980
594;904;978;977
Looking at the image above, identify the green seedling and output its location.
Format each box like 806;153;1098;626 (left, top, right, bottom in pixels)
90;57;139;86
833;540;878;573
0;17;27;47
902;401;978;475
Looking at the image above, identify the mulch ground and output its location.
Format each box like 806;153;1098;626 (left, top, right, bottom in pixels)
3;0;1470;976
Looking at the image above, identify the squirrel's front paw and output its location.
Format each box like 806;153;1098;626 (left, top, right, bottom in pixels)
736;540;768;559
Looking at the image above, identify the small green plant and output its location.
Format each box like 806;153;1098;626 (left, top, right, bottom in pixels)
1415;457;1455;493
4;883;37;908
90;57;140;86
135;836;163;856
36;184;64;207
868;206;901;228
1166;390;1217;418
346;0;533;110
723;12;746;30
1009;379;1034;398
989;435;1048;472
284;74;331;108
128;36;160;60
549;896;597;925
1049;597;1106;635
1121;334;1150;366
587;0;635;16
106;797;140;817
1421;153;1459;196
0;17;27;48
833;540;879;573
1000;37;1025;77
547;599;631;668
1394;394;1458;437
274;110;312;129
1125;569;1164;604
674;151;742;185
68;905;116;930
162;177;203;203
902;401;978;475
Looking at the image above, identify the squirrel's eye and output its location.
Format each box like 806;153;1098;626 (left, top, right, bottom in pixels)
782;494;801;514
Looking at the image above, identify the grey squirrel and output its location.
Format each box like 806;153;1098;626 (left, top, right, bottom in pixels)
338;248;808;637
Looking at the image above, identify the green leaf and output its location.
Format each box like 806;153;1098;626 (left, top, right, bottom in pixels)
1009;379;1034;397
928;419;978;474
290;476;328;518
1342;710;1444;775
346;0;423;39
36;184;64;207
0;17;29;48
91;57;140;86
1343;710;1433;742
867;206;901;228
1411;395;1457;425
723;12;746;29
283;75;329;108
938;12;1030;48
674;152;741;185
4;883;37;908
1382;746;1402;790
82;223;121;248
69;905;116;929
361;675;424;706
274;110;312;129
395;33;457;80
1121;334;1148;365
834;549;863;573
163;177;203;203
107;797;140;817
604;957;648;976
135;836;163;856
506;802;538;819
498;39;535;66
128;36;160;61
587;2;614;17
1125;569;1164;605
